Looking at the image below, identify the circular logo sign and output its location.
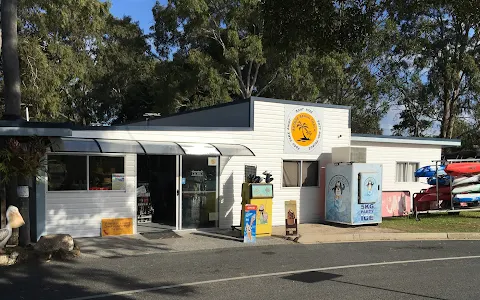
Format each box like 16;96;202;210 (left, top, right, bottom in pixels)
286;107;321;152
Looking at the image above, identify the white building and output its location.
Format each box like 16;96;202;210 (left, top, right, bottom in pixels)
21;97;460;239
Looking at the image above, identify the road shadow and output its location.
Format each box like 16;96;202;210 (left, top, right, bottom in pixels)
281;271;447;300
0;259;197;300
75;235;172;258
283;271;342;283
321;221;379;229
331;279;448;300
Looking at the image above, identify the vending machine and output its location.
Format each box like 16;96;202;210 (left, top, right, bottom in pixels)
240;183;273;236
325;162;383;225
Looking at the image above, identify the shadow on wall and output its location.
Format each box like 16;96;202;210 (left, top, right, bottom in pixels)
219;173;235;228
298;153;332;224
45;204;135;238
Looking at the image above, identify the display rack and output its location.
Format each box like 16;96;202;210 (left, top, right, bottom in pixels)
137;182;153;223
414;158;480;220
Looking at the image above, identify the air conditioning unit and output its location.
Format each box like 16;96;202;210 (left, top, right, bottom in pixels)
332;147;367;163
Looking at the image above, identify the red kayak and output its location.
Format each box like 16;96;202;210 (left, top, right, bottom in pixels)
423;186;451;194
445;163;480;176
414;192;451;203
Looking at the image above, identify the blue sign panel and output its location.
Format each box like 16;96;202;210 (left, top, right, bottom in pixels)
358;172;379;204
243;204;257;243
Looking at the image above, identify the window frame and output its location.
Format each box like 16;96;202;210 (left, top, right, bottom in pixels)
282;159;320;188
395;161;420;183
46;153;127;193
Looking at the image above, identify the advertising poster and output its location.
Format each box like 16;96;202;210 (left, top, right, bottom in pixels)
112;173;126;190
326;173;351;223
243;204;257;243
285;200;298;235
101;218;133;236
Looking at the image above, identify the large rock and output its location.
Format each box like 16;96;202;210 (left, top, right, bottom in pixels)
34;234;75;253
0;252;19;266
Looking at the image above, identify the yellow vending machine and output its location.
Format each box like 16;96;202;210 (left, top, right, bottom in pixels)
241;182;273;236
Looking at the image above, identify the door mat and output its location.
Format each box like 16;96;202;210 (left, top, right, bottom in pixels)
140;231;182;240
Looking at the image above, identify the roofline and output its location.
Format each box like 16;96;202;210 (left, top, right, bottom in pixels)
70;126;253;132
351;134;462;147
251;96;352;110
116;99;251;126
114;97;351;126
0;120;73;137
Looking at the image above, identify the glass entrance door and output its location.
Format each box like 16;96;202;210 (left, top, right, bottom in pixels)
181;156;218;229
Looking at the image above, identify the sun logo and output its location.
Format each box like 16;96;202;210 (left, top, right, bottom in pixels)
290;112;318;147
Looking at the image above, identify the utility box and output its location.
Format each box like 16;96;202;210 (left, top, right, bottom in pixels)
332;147;367;163
325;162;383;225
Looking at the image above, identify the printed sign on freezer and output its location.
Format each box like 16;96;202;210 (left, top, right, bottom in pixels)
326;174;351;223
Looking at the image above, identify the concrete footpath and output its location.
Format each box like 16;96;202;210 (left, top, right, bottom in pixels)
75;228;292;259
73;224;480;259
272;224;480;244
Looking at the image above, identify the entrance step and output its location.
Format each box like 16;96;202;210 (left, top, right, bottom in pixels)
137;215;152;223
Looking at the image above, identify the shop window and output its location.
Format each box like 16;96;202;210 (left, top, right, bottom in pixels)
302;161;319;186
47;155;87;191
396;162;419;182
283;160;319;187
283;161;300;187
89;156;125;190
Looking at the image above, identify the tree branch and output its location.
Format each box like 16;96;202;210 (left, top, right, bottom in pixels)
255;70;279;97
26;56;39;90
232;63;247;98
249;62;260;96
246;60;253;91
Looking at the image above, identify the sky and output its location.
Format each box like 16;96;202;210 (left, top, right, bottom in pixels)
108;0;398;135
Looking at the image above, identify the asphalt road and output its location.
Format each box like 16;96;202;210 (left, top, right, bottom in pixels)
2;240;480;300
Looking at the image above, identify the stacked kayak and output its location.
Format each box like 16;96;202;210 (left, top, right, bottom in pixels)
415;165;452;186
415;165;446;178
413;165;452;210
445;163;480;204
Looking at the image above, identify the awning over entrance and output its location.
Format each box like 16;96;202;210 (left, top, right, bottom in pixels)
48;137;255;156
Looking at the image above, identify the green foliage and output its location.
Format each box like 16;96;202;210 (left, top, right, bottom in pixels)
1;0;158;125
151;0;269;104
262;0;379;56
6;0;480;141
148;0;391;132
0;137;50;183
386;0;480;138
16;0;111;122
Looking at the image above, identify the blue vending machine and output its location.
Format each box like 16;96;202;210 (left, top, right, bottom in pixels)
325;162;383;225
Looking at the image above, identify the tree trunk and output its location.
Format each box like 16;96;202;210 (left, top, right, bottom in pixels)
17;175;31;246
447;93;457;139
440;89;451;139
1;0;22;119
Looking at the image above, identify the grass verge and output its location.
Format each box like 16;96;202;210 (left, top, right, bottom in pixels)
380;211;480;233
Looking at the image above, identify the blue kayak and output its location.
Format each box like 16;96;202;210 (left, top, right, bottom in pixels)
427;176;452;186
415;165;446;178
453;193;480;203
